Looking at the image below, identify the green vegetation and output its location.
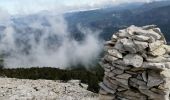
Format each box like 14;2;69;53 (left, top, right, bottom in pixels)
0;64;104;93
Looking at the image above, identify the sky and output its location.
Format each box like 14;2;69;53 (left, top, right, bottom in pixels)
0;0;163;15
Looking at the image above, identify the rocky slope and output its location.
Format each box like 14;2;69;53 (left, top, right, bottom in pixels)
0;78;98;100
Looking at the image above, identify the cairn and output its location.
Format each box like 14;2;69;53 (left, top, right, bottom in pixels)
99;25;170;100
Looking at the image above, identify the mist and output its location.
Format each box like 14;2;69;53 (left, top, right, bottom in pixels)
0;10;103;68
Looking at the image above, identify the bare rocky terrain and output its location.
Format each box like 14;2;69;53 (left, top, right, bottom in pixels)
0;78;98;100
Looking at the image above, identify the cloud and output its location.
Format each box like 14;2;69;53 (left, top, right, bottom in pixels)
0;14;103;68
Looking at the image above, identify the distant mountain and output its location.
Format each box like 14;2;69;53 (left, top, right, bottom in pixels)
65;0;170;41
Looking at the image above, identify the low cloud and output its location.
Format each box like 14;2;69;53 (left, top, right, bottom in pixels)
0;12;103;68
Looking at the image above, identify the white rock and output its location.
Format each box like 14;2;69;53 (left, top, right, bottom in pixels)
142;25;157;30
134;40;148;51
163;45;170;53
116;73;132;79
104;55;118;62
114;40;125;53
120;38;137;53
123;54;143;67
142;62;166;70
149;46;166;56
149;40;164;51
132;35;150;42
146;56;170;63
107;49;123;58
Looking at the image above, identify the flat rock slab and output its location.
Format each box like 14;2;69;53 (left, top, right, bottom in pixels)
123;54;143;67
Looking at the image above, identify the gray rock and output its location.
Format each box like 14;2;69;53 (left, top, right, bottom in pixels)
103;78;118;90
142;71;147;82
152;28;167;44
149;46;166;56
117;90;147;100
129;78;146;88
99;82;116;94
146;56;170;63
142;62;166;70
134;40;148;51
105;72;116;78
117;87;127;92
120;38;137;53
123;54;143;67
116;73;132;80
112;63;131;70
104;55;118;62
147;71;164;87
149;40;164;51
132;35;150;42
99;94;116;100
112;69;124;75
139;89;169;100
116;29;130;38
114;40;125;53
107;49;123;58
142;25;157;30
163;45;170;53
111;34;118;41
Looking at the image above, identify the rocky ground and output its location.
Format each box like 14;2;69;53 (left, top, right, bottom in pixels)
0;78;98;100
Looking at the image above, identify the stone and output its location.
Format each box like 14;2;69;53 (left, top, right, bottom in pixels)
116;29;130;38
163;45;170;53
127;25;161;40
104;72;116;78
120;38;137;53
112;69;124;75
132;35;150;42
142;25;157;30
104;55;118;62
104;40;116;46
112;63;131;70
142;71;147;82
99;89;108;95
149;40;164;51
142;62;166;70
146;56;170;63
117;90;147;100
99;94;115;100
147;71;164;87
109;78;129;89
114;40;125;53
129;78;146;88
139;89;166;100
99;82;116;94
116;73;132;80
103;78;118;90
133;40;148;51
152;28;167;44
107;49;123;58
149;46;166;56
160;69;170;78
111;34;118;41
117;87;127;92
123;54;143;67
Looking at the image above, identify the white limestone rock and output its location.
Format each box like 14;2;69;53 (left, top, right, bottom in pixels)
149;46;166;56
132;35;150;42
107;49;123;58
120;38;137;53
123;54;143;67
104;55;118;62
149;40;164;51
133;40;148;51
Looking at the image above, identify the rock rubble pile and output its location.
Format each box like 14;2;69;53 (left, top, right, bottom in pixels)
99;25;170;100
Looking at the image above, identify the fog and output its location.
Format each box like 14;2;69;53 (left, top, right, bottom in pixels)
0;9;103;68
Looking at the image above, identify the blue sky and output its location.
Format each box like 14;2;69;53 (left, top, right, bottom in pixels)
0;0;162;15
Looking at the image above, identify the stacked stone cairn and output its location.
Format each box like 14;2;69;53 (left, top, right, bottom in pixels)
99;25;170;100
